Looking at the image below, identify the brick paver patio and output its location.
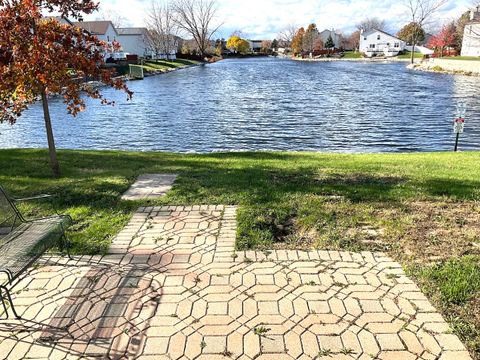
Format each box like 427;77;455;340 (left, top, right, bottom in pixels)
0;206;472;359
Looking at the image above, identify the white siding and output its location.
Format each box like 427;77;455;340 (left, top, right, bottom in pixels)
118;34;148;56
95;24;118;43
359;30;405;56
461;24;480;57
248;40;263;51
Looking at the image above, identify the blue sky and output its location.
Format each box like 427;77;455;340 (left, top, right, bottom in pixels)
90;0;474;39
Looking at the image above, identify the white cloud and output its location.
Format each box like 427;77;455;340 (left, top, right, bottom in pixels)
87;0;473;39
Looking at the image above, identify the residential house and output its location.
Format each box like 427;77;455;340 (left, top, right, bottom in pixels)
117;28;180;59
73;21;177;59
72;21;124;59
461;6;480;57
73;20;118;44
319;29;341;49
248;40;264;52
117;28;152;58
359;29;406;57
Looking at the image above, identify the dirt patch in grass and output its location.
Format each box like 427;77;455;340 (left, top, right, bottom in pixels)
396;200;480;263
273;198;480;264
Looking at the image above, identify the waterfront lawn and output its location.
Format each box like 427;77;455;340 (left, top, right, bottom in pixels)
0;149;479;357
447;56;480;61
342;51;362;59
141;59;199;72
397;51;424;59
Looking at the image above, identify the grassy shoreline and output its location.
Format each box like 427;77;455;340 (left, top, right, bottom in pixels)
0;149;479;357
138;59;201;75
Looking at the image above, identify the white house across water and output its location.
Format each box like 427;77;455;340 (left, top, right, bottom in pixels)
72;21;166;59
359;29;406;57
461;6;480;57
117;28;151;58
73;21;126;60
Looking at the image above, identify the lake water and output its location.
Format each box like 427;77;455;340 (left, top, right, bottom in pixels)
1;57;479;153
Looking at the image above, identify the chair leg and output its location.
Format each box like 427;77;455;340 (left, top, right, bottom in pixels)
62;234;73;260
0;285;21;319
0;287;9;319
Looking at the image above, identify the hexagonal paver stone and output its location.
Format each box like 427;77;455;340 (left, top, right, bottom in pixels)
122;174;178;200
0;205;473;360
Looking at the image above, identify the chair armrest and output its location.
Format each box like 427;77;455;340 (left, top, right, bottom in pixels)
13;194;53;202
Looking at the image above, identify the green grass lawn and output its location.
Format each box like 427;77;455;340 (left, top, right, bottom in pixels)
141;59;200;72
444;56;480;61
397;51;424;59
342;51;362;59
0;149;479;357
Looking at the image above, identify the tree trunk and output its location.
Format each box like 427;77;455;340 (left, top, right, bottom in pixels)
410;43;416;64
41;89;60;178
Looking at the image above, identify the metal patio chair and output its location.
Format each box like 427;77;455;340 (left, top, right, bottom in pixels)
0;185;72;319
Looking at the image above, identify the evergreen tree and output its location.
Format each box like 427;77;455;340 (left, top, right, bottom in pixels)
271;39;279;50
325;35;335;49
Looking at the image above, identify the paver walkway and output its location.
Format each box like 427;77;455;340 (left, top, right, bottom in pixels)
0;206;472;360
121;174;178;200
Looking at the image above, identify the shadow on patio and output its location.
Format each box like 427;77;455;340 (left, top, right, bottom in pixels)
0;254;165;359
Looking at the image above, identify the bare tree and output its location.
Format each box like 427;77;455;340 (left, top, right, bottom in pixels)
230;29;247;38
96;9;129;28
172;0;222;58
356;17;387;32
303;24;320;53
146;1;180;60
405;0;448;63
278;24;297;48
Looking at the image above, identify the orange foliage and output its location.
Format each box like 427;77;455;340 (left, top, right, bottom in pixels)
0;0;132;124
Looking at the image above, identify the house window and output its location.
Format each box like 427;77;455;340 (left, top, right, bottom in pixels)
394;43;399;48
377;35;381;40
364;37;367;40
107;36;110;42
369;44;376;48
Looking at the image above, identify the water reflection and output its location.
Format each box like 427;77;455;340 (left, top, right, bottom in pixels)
1;57;479;152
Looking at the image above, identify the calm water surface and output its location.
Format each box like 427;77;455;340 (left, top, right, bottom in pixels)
1;57;479;152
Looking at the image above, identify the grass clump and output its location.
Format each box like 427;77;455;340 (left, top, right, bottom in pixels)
397;51;424;59
418;256;480;305
409;256;480;357
342;51;362;59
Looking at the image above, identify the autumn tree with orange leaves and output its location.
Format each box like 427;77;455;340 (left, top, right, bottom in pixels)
428;23;457;57
0;0;132;177
291;27;305;55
